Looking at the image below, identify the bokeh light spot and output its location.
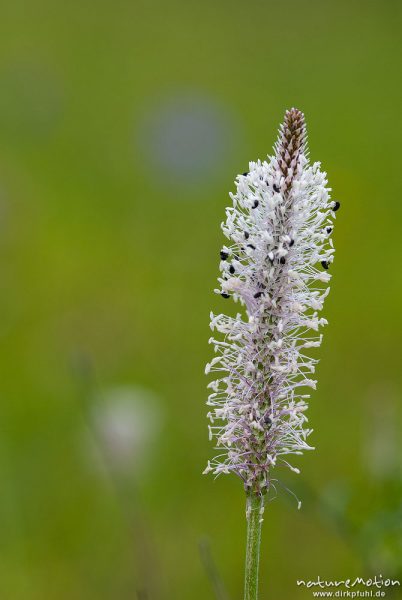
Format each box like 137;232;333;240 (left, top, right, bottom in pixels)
138;91;238;189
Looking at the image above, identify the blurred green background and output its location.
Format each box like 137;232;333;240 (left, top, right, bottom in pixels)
0;0;401;598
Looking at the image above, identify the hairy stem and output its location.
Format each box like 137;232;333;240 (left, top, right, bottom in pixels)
244;492;264;600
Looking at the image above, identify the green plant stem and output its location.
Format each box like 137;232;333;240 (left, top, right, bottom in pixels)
244;492;264;600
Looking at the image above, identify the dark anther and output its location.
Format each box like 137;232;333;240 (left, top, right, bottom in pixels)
221;292;230;299
254;291;263;298
332;201;341;212
252;200;259;209
247;244;256;250
243;171;249;176
229;265;235;274
244;231;250;239
263;414;272;425
326;227;333;234
273;184;280;193
280;256;286;265
220;250;229;260
321;260;329;270
289;239;295;247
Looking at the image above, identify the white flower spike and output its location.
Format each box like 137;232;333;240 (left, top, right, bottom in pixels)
205;108;339;495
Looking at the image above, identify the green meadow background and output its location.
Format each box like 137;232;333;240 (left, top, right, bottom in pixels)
0;0;401;598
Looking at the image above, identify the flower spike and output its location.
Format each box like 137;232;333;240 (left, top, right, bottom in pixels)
205;108;338;495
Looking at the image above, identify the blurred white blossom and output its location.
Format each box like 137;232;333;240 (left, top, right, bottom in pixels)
90;385;163;475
